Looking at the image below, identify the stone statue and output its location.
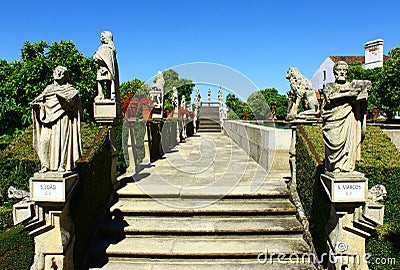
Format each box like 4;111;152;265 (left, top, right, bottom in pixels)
172;87;179;109
367;184;387;202
94;30;119;101
195;87;201;107
181;95;186;109
321;61;371;172
8;186;30;201
286;67;319;119
151;71;165;105
31;66;82;173
208;88;211;101
218;86;223;105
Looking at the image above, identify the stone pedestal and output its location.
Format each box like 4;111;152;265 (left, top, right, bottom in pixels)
13;172;78;270
321;171;368;204
143;121;151;163
321;171;374;270
93;99;121;125
125;119;139;175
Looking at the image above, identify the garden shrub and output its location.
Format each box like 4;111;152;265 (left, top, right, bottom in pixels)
295;127;330;266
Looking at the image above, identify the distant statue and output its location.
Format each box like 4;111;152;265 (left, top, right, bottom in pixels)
94;30;120;101
286;67;319;119
321;61;370;172
31;66;82;173
181;95;186;109
195;87;201;107
218;86;223;105
208;89;211;101
151;71;165;105
270;101;277;120
172;87;179;109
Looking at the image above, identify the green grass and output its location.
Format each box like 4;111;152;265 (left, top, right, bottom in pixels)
0;225;34;269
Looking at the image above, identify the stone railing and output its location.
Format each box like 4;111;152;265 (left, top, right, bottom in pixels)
222;120;291;172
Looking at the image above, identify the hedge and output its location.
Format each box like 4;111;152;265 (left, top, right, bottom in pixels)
72;125;113;267
298;124;400;269
295;127;330;268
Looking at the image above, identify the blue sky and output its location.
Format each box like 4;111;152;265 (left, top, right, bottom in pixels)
1;0;399;100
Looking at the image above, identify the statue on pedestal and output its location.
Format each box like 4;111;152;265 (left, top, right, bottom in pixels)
94;30;120;101
321;61;370;173
181;95;186;109
151;71;165;105
172;87;179;111
31;66;82;173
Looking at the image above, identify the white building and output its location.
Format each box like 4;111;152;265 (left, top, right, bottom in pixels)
310;39;386;90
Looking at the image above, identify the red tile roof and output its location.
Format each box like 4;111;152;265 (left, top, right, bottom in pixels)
329;55;390;64
329;56;365;64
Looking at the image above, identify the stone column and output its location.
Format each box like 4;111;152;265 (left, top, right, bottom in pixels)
12;172;79;269
126;119;139;174
321;172;386;270
143;121;151;163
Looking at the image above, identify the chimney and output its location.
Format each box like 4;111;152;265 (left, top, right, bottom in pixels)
364;39;384;69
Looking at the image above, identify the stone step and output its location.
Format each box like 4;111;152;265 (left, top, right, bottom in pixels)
94;258;317;270
116;182;290;199
89;235;311;259
110;198;297;216
197;122;221;127
98;216;303;235
196;129;222;133
99;258;317;270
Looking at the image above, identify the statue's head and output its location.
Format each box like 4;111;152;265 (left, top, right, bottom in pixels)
157;71;163;78
286;67;299;80
101;31;113;44
53;66;69;85
333;61;348;84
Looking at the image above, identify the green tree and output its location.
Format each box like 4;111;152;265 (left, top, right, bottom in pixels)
161;69;194;108
120;78;149;98
225;93;255;120
259;88;288;120
247;91;269;120
348;47;400;120
0;40;97;139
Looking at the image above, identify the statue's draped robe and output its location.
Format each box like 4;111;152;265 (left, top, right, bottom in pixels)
322;82;359;172
94;43;119;89
32;84;82;171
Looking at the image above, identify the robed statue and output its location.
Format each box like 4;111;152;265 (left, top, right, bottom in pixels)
321;61;370;172
31;66;82;173
94;30;120;101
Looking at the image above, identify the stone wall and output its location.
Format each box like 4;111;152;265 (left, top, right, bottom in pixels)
381;128;400;150
223;120;291;172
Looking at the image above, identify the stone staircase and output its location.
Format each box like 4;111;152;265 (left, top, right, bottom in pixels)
197;102;221;132
85;133;317;269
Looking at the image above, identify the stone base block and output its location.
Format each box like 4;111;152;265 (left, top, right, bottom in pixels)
321;171;368;204
30;172;78;203
94;99;121;125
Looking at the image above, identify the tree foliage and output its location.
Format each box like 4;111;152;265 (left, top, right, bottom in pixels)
225;93;251;120
247;91;269;119
225;89;288;120
120;78;150;98
161;69;194;108
348;47;400;119
0;40;97;139
259;88;288;120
